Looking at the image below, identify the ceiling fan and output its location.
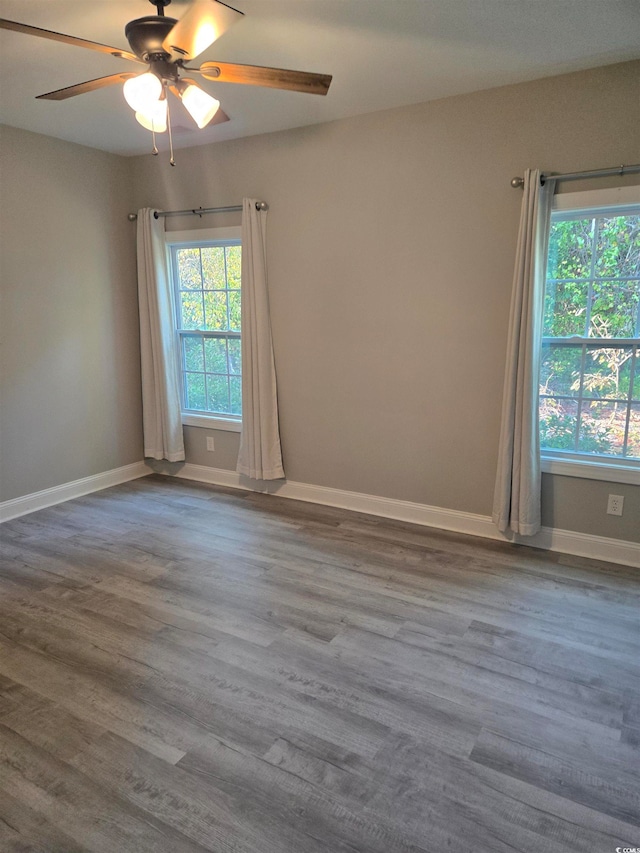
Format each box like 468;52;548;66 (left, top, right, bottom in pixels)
0;0;333;161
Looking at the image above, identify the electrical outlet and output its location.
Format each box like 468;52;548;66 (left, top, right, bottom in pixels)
607;494;624;516
206;436;215;452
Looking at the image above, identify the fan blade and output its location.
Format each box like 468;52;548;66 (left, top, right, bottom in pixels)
36;73;137;101
169;85;230;126
197;61;332;95
0;18;142;63
162;1;243;61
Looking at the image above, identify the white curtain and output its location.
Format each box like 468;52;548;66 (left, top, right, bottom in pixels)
136;208;185;462
236;199;285;480
492;170;556;536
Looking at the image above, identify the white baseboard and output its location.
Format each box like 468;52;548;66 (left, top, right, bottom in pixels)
0;461;149;523
175;463;249;491
509;526;640;570
173;463;640;569
2;460;637;569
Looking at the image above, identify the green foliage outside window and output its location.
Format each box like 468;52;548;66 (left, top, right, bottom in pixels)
174;242;242;417
540;212;639;460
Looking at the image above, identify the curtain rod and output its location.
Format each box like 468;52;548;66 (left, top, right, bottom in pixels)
510;164;640;189
127;201;268;221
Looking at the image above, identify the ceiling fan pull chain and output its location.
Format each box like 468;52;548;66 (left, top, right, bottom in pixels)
166;88;176;166
150;89;159;155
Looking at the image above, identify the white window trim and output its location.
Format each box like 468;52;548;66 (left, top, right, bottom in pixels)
552;184;639;212
541;456;640;485
541;184;640;485
166;225;242;432
181;413;242;431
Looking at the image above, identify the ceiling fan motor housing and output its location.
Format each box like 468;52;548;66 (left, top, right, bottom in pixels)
125;16;177;61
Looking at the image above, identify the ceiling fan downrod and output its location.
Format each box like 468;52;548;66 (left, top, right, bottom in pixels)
149;0;171;16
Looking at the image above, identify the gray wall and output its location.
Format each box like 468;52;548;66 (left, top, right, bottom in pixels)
2;61;637;545
133;60;640;542
0;126;143;501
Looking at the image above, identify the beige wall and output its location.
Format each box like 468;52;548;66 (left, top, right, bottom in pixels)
0;126;143;501
133;60;640;542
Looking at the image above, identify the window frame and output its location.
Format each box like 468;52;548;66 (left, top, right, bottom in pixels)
165;226;242;432
540;185;640;485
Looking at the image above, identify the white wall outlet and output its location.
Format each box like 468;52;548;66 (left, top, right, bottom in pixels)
206;436;215;452
606;494;624;516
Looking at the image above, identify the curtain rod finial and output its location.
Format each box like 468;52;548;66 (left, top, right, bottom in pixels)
255;201;269;211
511;176;525;189
128;213;138;221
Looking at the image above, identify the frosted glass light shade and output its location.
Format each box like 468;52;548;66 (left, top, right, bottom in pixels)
135;97;168;133
181;84;220;128
123;72;163;113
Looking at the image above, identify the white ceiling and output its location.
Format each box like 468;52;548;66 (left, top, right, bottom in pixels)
1;0;639;156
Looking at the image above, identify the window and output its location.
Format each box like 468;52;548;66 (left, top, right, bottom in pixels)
167;227;242;431
539;187;640;483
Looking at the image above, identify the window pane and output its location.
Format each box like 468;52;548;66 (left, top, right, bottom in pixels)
201;246;226;289
541;207;639;466
228;337;241;374
627;404;640;458
583;347;634;400
183;335;204;372
578;401;624;456
206;374;230;413
204;337;227;373
595;215;640;279
540;345;582;397
180;293;204;329
185;372;206;410
204;291;228;330
173;239;242;420
177;248;202;289
226;245;241;288
540;398;578;451
543;279;588;337
229;376;242;415
547;218;594;280
632;352;640;401
590;280;640;338
228;291;241;332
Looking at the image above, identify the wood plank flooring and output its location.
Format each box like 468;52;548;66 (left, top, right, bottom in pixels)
0;474;638;852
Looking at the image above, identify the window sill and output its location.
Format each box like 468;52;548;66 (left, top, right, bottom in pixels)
541;456;640;485
182;413;242;432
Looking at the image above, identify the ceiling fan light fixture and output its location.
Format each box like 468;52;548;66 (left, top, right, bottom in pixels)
123;71;163;112
180;83;220;128
135;97;168;132
1;0;332;167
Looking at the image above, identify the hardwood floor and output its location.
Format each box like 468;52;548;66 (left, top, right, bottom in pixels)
0;474;638;852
